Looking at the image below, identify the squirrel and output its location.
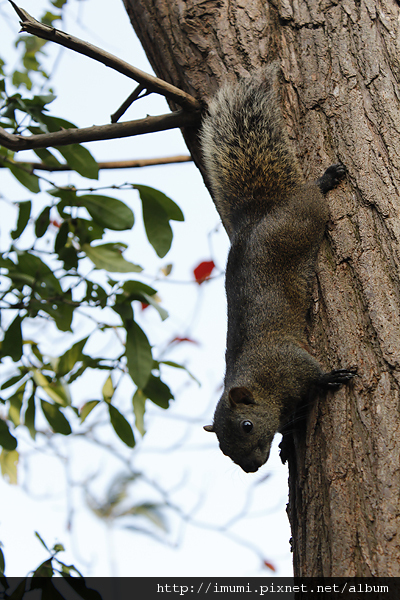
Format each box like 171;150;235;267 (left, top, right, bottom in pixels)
200;64;355;473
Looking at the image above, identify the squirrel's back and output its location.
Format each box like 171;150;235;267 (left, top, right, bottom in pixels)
200;64;303;236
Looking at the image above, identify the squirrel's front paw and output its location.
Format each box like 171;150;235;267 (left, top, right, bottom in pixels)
317;163;346;194
319;368;357;388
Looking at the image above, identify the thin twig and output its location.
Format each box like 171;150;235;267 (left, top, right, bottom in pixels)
111;85;149;123
0;110;200;151
0;155;192;172
8;1;201;112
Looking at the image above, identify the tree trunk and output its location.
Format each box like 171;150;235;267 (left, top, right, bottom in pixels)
124;0;400;577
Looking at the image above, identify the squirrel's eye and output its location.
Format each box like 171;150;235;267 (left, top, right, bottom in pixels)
241;420;253;433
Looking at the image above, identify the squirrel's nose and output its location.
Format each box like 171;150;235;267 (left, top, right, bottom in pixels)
239;458;263;473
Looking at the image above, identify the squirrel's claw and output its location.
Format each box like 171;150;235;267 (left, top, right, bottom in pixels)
317;163;346;194
319;368;357;388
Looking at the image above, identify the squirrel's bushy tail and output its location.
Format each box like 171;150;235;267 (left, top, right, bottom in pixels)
200;65;302;233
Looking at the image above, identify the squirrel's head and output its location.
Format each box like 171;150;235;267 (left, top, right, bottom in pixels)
204;386;281;473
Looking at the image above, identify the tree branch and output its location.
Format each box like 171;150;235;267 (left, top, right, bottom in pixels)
0;110;200;151
0;155;192;172
8;1;202;112
111;86;150;123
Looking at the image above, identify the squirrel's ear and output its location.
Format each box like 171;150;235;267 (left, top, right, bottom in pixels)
229;387;255;406
203;424;215;432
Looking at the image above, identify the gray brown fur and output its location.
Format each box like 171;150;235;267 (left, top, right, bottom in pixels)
201;66;352;473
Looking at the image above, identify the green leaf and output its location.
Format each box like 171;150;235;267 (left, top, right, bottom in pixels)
67;364;87;384
51;0;68;8
129;502;168;531
28;94;56;109
58;247;79;272
37;118;97;180
121;280;157;298
73;218;105;245
6;271;36;290
0;420;17;451
54;221;79;271
30;343;44;364
24;392;36;440
140;195;172;258
41;400;72;435
135;185;183;258
32;559;54;578
49;186;78;206
35;206;51;238
102;375;114;403
33;370;70;406
143;375;173;409
83;243;142;273
12;70;32;90
16;252;62;296
57;337;89;377
79;195;134;231
41;115;77;133
0;449;18;484
84;280;108;308
42;11;62;26
9;163;40;193
125;320;153;389
8;384;25;426
54;220;69;252
0;373;25;390
2;315;23;362
116;280;168;320
33;148;62;168
80;400;100;423
0;545;5;577
116;281;168;320
135;185;184;221
34;531;49;551
0;254;15;270
132;389;146;436
56;144;99;180
50;300;74;333
108;404;135;448
22;55;40;74
160;360;200;385
11;200;31;240
141;292;168;321
58;562;83;577
9;252;75;331
30;299;74;333
113;302;133;322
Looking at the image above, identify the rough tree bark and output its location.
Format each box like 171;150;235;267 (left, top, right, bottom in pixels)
123;0;400;577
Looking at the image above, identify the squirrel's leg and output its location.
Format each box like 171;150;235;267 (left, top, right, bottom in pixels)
316;163;346;194
318;368;357;388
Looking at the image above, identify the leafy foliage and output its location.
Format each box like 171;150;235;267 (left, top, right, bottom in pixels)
0;532;103;599
0;0;190;577
0;7;187;451
0;138;184;442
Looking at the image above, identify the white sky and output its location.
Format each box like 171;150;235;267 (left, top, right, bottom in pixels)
0;0;293;578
